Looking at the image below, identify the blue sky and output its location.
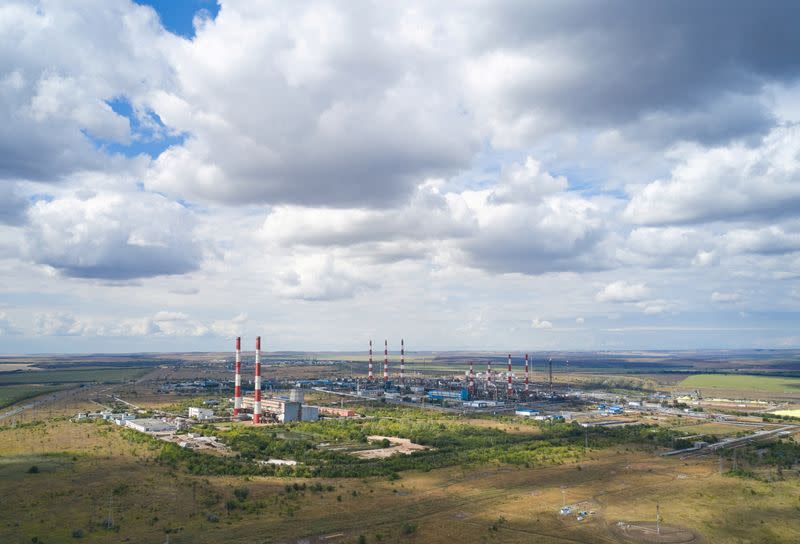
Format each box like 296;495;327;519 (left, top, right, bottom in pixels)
1;1;800;353
134;0;218;38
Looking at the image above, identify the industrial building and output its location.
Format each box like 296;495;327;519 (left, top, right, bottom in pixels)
125;419;176;433
241;396;319;422
318;406;357;417
188;407;214;420
426;389;469;401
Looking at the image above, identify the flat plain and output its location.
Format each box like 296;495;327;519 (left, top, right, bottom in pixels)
0;350;799;544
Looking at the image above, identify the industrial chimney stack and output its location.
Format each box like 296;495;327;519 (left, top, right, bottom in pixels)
383;340;389;383
368;340;373;382
233;337;242;416
469;361;475;396
400;339;405;384
507;353;513;397
253;336;262;424
524;353;529;395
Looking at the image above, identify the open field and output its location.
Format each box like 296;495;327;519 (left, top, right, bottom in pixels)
0;367;151;386
678;374;800;394
2;352;800;543
668;422;757;436
772;409;800;418
0;384;73;409
0;418;798;543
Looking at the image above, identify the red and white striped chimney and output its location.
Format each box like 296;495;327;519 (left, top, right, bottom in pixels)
400;339;405;384
524;353;529;394
253;336;262;424
368;340;373;382
507;353;513;397
233;336;242;416
469;361;475;395
383;339;389;382
487;359;492;385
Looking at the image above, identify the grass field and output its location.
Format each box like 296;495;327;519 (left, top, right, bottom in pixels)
678;373;800;393
0;418;798;543
772;409;800;417
668;422;755;436
0;384;71;409
0;367;150;386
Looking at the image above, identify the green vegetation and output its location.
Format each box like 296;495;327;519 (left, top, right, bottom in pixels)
723;439;800;471
0;367;149;386
128;407;700;479
679;373;800;393
0;384;71;408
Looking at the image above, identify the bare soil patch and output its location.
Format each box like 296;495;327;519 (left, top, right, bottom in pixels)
350;435;428;459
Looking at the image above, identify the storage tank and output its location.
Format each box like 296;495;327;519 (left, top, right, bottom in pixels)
289;388;305;403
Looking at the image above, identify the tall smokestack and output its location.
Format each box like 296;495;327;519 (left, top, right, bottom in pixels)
549;358;553;394
400;339;405;384
233;337;242;415
487;359;492;386
253;336;262;424
383;340;389;383
507;353;513;397
524;353;529;395
469;361;475;396
368;340;373;382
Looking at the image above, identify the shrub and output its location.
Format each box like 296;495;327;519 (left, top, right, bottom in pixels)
27;465;39;474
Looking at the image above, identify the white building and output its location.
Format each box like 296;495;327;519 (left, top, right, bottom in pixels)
125;419;176;433
188;407;214;420
113;413;136;426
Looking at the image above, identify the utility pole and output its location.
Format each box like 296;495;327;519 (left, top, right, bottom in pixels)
106;492;114;529
656;501;661;535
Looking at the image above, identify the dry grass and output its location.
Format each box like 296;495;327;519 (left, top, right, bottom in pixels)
1;416;799;543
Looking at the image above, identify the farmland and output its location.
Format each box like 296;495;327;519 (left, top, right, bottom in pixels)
0;367;151;386
678;374;800;394
0;384;71;409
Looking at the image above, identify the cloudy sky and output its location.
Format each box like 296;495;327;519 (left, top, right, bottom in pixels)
1;0;800;353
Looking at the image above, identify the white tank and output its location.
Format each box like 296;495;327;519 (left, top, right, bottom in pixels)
289;388;304;403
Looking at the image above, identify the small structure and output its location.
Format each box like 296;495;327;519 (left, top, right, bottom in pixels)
301;405;319;421
188;407;214;420
289;388;305;403
318;406;356;417
515;408;540;417
112;413;135;426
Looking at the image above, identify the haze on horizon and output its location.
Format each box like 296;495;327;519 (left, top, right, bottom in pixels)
1;0;800;354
